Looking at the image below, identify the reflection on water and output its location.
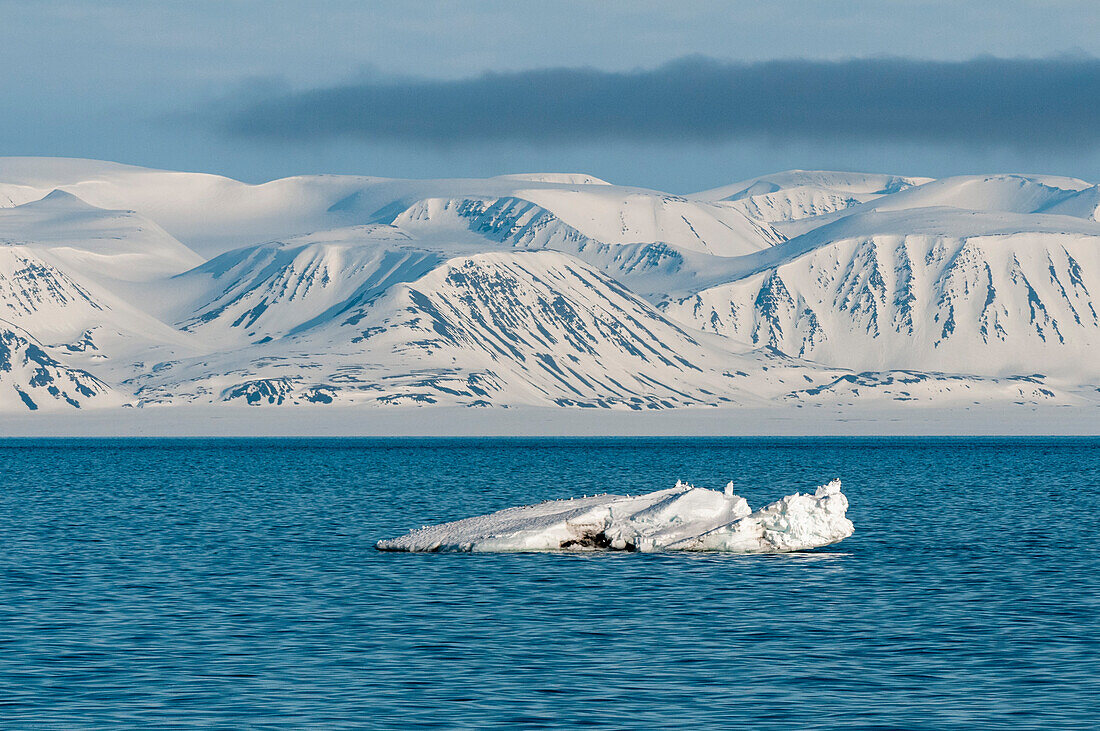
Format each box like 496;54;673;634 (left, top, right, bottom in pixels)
0;437;1097;728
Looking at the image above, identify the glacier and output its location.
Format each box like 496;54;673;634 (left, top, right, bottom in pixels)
0;157;1098;416
376;479;853;553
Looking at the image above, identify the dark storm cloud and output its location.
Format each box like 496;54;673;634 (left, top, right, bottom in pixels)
220;56;1100;148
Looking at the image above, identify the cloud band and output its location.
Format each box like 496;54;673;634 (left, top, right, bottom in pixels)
221;56;1100;148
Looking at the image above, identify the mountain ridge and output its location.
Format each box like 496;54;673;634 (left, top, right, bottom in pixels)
0;158;1097;413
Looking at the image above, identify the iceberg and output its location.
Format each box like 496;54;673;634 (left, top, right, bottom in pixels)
376;479;853;553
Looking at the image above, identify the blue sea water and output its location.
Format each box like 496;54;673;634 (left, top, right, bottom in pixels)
0;437;1097;730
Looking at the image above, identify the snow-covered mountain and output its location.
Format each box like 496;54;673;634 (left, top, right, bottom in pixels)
0;320;124;411
667;206;1100;376
0;157;1097;413
696;170;932;223
0;189;202;352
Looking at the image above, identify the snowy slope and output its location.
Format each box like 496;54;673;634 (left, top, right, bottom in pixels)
389;195;759;300
0;157;1097;414
0;158;782;259
502;187;784;256
772;174;1100;241
131;251;842;409
850;174;1094;216
695;170;932;223
0;191;202;348
696;170;932;202
167;226;443;346
1043;185;1100;221
0;190;203;281
0;320;125;410
326;251;754;408
667;207;1100;377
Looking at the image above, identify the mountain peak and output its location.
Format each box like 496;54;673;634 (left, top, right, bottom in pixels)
0;157;1098;413
28;188;100;209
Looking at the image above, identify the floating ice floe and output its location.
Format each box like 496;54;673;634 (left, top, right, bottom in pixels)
376;479;853;553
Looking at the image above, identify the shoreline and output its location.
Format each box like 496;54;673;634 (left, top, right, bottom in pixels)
2;402;1098;438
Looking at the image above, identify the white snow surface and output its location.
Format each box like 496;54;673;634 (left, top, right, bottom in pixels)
376;479;853;553
1;157;1099;417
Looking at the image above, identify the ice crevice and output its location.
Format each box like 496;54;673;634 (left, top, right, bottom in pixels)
376;479;853;553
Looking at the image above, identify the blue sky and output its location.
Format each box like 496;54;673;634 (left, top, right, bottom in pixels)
3;1;1099;190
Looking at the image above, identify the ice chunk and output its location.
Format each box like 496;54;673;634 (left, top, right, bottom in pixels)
376;479;853;553
666;479;851;552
